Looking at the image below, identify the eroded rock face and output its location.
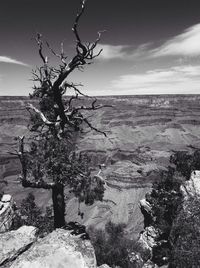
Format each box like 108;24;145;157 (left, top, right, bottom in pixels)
0;194;15;233
181;170;200;200
139;226;159;252
138;196;162;267
10;228;96;268
0;225;37;266
139;198;154;228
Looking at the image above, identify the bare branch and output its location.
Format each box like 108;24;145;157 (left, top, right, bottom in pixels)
83;118;107;137
26;103;57;126
35;33;46;65
72;0;87;44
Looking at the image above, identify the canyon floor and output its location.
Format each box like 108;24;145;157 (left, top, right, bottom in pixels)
1;95;200;238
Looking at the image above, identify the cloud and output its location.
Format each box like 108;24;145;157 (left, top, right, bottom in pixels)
152;23;200;57
111;65;200;94
96;44;128;60
0;56;29;66
96;23;200;61
96;43;152;61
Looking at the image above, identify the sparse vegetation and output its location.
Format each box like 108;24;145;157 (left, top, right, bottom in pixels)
88;221;140;268
145;150;200;266
169;196;200;267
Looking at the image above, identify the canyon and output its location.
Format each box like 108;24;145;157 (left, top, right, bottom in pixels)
1;95;200;238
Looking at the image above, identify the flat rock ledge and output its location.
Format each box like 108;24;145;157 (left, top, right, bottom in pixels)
9;228;97;268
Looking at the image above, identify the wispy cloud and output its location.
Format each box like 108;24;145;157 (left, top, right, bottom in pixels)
96;44;128;60
0;56;29;66
97;23;200;61
96;43;152;60
152;23;200;57
111;65;200;94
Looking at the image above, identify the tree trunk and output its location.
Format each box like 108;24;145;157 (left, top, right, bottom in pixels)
52;183;65;228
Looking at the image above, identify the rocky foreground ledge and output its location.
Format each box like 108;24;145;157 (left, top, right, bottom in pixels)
0;226;111;268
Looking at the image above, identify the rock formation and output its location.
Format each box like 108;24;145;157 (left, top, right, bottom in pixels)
3;228;96;268
0;194;15;233
138;196;166;267
0;225;37;267
181;170;200;199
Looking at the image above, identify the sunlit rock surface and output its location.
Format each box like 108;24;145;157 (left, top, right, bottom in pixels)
0;226;37;266
9;229;96;268
181;170;200;199
0;194;15;233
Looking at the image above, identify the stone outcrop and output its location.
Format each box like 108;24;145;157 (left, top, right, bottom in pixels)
139;226;159;253
0;194;15;233
9;228;96;268
139;198;154;228
139;198;158;258
181;170;200;200
0;225;37;267
138;196;165;267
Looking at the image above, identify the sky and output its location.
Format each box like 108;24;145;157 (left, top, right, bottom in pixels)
1;0;200;95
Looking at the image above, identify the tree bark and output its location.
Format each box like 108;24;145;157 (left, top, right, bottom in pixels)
52;183;65;228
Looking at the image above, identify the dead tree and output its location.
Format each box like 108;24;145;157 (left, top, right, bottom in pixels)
18;0;111;228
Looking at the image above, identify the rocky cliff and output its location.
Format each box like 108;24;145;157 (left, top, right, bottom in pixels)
0;225;110;268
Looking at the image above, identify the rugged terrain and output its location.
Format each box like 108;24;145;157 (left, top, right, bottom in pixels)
1;95;200;238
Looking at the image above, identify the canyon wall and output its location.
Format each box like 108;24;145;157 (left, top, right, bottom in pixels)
1;95;200;237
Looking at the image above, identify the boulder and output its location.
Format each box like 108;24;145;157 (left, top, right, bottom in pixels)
139;226;159;252
139;198;154;228
0;225;37;266
0;194;15;233
10;228;96;268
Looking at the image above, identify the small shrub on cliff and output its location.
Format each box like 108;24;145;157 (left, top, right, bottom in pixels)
170;149;200;180
12;193;54;236
88;221;140;268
